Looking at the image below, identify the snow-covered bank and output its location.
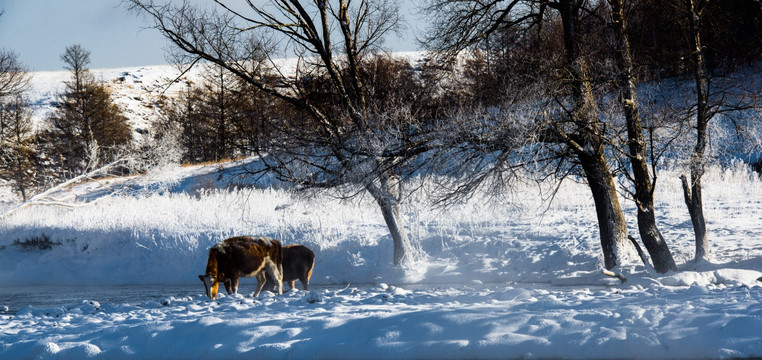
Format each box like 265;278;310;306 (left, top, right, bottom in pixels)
2;161;762;358
2;161;761;287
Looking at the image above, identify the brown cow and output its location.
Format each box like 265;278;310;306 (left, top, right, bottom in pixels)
198;236;284;299
264;244;315;292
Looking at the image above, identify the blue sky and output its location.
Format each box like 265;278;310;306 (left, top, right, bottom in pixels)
0;0;424;72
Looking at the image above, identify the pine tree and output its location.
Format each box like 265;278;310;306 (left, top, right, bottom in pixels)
0;95;37;200
45;45;132;177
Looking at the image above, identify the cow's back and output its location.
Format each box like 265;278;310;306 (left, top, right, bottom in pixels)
222;236;282;277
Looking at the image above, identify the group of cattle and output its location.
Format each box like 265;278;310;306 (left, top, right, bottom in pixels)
198;236;315;299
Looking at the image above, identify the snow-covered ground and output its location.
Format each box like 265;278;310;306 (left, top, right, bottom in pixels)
1;63;762;359
1;158;761;359
2;283;761;359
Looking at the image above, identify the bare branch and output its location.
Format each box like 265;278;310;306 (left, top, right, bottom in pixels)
0;50;32;98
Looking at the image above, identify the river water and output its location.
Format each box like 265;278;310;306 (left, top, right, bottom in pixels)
0;283;362;314
0;281;611;316
0;285;202;315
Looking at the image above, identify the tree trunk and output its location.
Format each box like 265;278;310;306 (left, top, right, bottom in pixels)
366;172;414;267
684;0;711;262
579;152;630;269
608;0;677;273
376;195;412;267
681;174;708;260
558;0;630;270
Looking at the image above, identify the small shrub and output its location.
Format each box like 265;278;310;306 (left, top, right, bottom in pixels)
12;234;62;251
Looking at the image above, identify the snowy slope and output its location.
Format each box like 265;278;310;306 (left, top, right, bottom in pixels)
26;64;192;136
21;51;428;138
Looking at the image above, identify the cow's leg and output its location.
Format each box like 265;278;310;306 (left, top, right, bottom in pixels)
298;277;309;291
232;277;240;294
277;263;284;294
224;279;233;295
287;280;296;291
264;260;283;295
211;281;220;300
301;265;313;291
263;272;276;292
253;272;267;297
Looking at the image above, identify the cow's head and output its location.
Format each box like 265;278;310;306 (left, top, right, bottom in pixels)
198;274;219;299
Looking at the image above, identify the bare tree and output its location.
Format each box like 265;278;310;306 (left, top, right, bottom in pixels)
674;0;713;262
606;0;677;272
61;45;92;98
0;41;35;200
0;9;30;98
166;85;206;163
168;65;239;163
423;0;634;270
671;0;762;262
127;0;427;266
0;49;31;99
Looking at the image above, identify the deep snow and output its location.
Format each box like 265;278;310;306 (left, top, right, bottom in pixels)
2;283;761;359
1;160;761;359
1;63;762;359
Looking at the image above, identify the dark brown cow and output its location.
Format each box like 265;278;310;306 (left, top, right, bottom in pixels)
198;236;284;299
264;244;315;292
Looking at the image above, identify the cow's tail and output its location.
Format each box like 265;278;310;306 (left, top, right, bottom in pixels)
275;241;284;283
306;250;315;283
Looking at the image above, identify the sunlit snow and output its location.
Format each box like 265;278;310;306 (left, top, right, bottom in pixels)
1;64;761;359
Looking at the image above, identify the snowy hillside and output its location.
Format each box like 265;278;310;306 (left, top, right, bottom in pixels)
1;64;762;359
19;51;432;139
25;64;191;136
